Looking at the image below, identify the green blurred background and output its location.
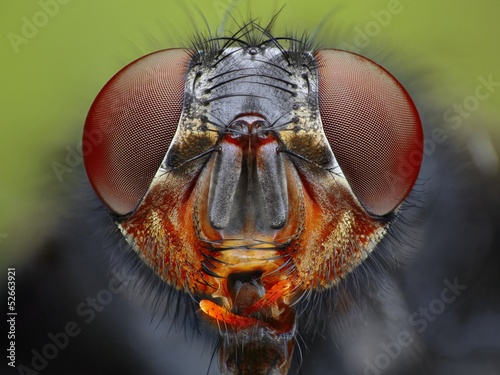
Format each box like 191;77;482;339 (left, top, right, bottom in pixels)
1;0;499;265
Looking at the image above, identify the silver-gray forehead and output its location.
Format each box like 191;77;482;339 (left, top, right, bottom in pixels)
183;47;320;127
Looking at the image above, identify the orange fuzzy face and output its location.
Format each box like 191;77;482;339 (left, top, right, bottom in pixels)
83;30;423;374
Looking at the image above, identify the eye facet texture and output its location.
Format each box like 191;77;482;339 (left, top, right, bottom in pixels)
315;49;423;216
83;49;189;215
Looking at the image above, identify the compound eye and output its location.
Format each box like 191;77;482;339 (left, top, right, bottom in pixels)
315;49;423;216
83;48;190;216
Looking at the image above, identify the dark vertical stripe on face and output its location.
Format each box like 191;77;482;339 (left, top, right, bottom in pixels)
208;140;243;229
257;141;288;229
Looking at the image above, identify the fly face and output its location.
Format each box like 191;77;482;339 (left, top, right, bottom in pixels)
83;24;423;375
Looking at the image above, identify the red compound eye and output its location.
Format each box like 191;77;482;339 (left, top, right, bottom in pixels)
315;49;424;216
83;48;190;215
